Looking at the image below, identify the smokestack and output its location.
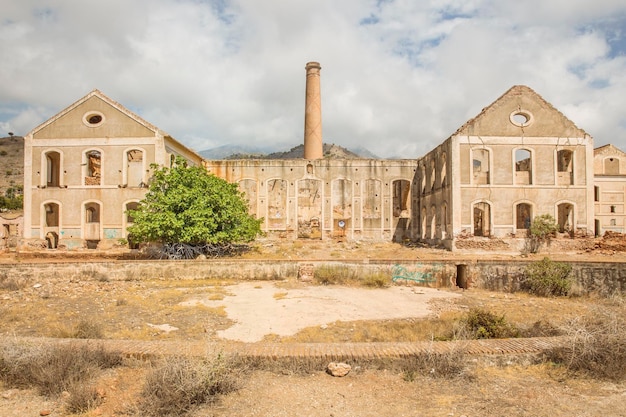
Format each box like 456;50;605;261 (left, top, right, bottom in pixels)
304;61;323;159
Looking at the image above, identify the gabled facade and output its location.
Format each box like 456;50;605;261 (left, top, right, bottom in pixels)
593;144;626;235
415;85;595;250
23;90;202;250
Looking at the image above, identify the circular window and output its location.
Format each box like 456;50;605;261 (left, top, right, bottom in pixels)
509;110;534;127
82;111;105;127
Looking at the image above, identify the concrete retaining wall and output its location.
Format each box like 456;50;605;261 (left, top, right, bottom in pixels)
0;259;623;296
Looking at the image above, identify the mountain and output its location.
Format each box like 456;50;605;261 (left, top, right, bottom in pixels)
0;135;24;213
199;143;379;160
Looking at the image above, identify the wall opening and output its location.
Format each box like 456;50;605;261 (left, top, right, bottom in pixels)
604;157;619;175
84;202;101;245
45;151;61;187
473;202;491;237
472;149;490;185
557;150;573;185
515;149;532;185
516;203;532;231
127;149;144;187
557;203;574;234
84;150;101;185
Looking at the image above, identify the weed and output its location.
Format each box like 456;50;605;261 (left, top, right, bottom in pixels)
522;257;572;297
402;347;468;380
65;381;103;413
116;298;128;306
0;341;122;397
0;273;28;291
313;265;357;285
73;319;104;339
139;353;242;416
273;291;288;300
362;272;391;288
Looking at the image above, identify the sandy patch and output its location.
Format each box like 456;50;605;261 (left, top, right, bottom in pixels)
182;282;460;342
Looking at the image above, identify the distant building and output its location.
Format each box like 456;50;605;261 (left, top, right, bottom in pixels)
593;144;626;235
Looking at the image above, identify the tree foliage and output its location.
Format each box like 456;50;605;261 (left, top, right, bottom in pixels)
127;158;262;245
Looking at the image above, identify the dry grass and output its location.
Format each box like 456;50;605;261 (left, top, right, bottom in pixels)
138;353;244;416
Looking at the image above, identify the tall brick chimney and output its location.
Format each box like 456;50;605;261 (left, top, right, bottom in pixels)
304;61;323;159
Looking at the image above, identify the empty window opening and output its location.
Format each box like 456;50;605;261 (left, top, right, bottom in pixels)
515;149;532;185
516;203;532;230
84;202;101;244
126;201;139;223
473;202;491;237
472;149;490;184
127;149;144;187
392;179;410;218
430;160;436;191
440;153;447;187
557;203;574;234
44;203;59;227
441;203;448;237
84;150;101;185
557;150;573;185
594;186;600;202
45;151;61;187
430;206;436;239
604;157;620;175
610;205;616;213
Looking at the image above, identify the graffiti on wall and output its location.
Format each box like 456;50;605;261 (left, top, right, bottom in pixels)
391;263;440;284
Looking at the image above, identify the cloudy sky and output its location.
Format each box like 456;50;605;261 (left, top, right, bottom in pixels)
1;1;625;158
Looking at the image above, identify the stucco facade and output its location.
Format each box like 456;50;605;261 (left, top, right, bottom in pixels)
22;90;203;250
20;78;623;251
593;144;626;235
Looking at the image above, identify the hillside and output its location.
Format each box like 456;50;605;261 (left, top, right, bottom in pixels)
201;143;378;160
0;135;24;213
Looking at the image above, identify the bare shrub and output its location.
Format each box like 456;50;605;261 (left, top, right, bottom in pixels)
73;318;104;339
544;309;626;381
313;265;357;285
0;342;122;397
65;381;103;414
0;273;28;291
362;272;391;288
139;353;242;416
402;347;468;381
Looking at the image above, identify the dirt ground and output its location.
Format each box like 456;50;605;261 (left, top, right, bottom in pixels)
1;239;625;416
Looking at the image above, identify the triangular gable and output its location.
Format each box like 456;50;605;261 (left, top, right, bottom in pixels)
453;85;588;138
30;89;167;137
594;144;626;157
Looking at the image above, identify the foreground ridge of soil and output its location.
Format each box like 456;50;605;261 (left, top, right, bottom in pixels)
13;336;566;360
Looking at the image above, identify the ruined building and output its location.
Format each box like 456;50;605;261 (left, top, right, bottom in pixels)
20;62;625;251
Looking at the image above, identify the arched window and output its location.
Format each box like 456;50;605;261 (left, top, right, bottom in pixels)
557;150;573;185
557;203;574;234
440;153;447;188
516;203;532;230
84;150;101;186
515;149;532;185
604;157;620;175
125;149;145;187
472;149;490;185
473;202;491;237
45;151;61;187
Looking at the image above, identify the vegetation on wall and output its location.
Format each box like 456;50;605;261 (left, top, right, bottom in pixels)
522;257;572;296
525;214;559;253
127;157;262;252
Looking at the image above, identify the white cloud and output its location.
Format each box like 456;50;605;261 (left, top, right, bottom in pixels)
0;0;625;157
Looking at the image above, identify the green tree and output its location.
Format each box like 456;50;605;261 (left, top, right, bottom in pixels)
127;158;262;246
